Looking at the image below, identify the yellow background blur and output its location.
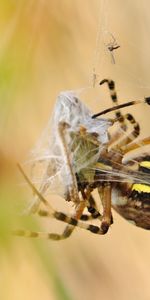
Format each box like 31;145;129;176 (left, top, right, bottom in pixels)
1;1;150;300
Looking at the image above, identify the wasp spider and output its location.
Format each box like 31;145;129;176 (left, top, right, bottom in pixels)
14;80;150;240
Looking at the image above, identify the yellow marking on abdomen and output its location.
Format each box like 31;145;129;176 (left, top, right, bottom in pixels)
132;183;150;194
140;161;150;169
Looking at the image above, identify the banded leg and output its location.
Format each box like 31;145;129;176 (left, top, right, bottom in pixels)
14;167;111;239
92;91;150;119
37;191;103;223
100;79;126;130
13;201;110;240
13;213;107;240
99;79;149;146
100;79;142;147
87;194;102;219
38;209;101;223
121;136;150;154
80;190;102;220
108;134;150;171
108;115;140;152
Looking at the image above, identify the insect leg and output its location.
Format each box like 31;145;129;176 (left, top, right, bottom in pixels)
58;121;80;204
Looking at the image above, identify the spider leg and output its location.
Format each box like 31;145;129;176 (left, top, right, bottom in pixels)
13;200;87;240
16;164;85;239
98;183;113;233
13;200;109;240
99;79;142;148
81;190;102;220
100;79;126;130
55;187;103;239
35;191;102;223
121;136;150;154
108;113;140;150
13;212;107;240
14;167;111;239
37;208;102;222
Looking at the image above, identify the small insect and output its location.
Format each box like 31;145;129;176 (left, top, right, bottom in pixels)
105;33;120;64
14;80;150;240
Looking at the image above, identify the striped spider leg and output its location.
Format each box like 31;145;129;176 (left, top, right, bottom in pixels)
98;79;141;145
14;164;111;240
92;79;150;229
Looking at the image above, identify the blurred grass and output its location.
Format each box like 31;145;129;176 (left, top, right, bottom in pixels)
0;178;74;300
34;241;74;300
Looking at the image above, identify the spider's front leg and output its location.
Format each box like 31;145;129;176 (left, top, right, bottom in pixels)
99;79;141;149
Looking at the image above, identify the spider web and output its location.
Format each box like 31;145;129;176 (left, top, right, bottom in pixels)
24;90;111;199
90;0;150;96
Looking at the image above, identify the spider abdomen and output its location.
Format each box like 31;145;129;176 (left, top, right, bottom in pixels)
111;166;150;230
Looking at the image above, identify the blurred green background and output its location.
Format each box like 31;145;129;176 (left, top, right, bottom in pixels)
1;1;150;300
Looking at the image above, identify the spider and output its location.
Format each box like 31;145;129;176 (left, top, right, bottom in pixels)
14;80;150;240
